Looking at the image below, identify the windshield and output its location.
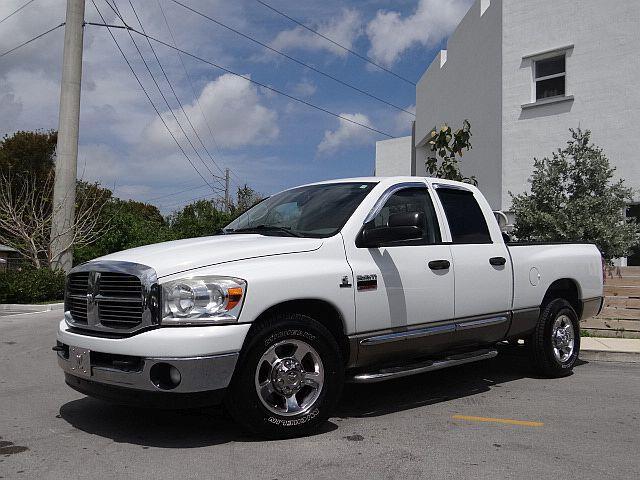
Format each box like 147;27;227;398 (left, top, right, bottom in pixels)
224;182;377;238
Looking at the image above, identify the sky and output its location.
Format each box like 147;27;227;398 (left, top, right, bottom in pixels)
0;0;473;213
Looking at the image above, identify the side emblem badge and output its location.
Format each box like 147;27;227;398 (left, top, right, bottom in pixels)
356;274;377;291
339;276;352;288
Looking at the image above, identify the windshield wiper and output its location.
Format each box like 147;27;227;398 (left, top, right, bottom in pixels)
225;225;303;237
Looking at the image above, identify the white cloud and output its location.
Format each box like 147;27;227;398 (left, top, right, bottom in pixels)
0;93;23;133
317;113;375;153
271;9;362;57
291;79;317;98
393;104;416;135
0;0;387;207
366;0;472;66
145;73;279;150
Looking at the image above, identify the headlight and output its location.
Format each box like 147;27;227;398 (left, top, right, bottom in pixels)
161;276;246;325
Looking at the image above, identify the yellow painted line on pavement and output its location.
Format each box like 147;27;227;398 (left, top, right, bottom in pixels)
452;415;544;427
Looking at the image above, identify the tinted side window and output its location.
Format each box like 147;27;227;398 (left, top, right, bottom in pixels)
369;187;441;244
436;188;491;244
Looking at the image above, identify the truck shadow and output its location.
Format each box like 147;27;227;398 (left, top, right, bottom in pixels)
337;348;582;418
58;348;586;447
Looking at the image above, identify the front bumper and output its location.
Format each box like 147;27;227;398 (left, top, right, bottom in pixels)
57;347;238;394
57;319;251;357
56;319;251;397
63;373;227;408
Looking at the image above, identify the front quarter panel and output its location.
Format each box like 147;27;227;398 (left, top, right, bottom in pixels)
158;236;356;335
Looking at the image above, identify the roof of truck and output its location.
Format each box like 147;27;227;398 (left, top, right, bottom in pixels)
304;176;476;189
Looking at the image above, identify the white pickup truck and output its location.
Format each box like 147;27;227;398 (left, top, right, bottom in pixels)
56;177;603;437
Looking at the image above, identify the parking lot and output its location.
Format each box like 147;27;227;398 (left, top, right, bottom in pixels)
1;310;638;479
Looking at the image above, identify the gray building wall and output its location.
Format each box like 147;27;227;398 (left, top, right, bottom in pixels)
374;135;413;176
414;0;503;208
376;0;640;213
501;0;640;209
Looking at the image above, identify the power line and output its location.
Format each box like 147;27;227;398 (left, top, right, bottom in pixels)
254;0;416;87
0;22;64;58
158;192;221;210
91;0;222;194
128;0;229;181
104;0;226;190
156;0;243;185
143;182;210;202
0;0;37;25
169;0;414;117
141;29;394;137
89;7;240;206
107;0;226;189
87;22;395;138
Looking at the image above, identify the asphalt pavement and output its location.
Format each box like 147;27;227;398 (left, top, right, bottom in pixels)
1;310;638;479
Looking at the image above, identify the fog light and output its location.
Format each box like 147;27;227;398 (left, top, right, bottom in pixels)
150;362;182;390
169;365;181;386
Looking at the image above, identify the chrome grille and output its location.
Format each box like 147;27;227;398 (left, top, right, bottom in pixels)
99;298;144;329
97;272;142;297
66;272;89;324
64;261;159;334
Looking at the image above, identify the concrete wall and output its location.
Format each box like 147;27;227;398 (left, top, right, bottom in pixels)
374;136;413;176
415;0;503;208
501;0;640;209
377;0;639;212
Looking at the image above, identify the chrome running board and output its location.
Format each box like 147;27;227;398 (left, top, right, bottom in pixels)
347;349;498;384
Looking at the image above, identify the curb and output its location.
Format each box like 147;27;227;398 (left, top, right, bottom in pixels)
0;302;64;312
579;337;640;363
580;350;640;363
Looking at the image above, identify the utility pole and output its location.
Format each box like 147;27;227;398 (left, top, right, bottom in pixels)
50;0;85;272
224;168;231;213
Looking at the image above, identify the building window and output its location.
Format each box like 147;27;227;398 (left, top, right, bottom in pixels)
534;55;566;100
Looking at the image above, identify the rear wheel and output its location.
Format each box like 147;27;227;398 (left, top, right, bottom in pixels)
225;313;344;438
529;299;580;377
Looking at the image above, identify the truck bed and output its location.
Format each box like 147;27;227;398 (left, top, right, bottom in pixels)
507;243;603;311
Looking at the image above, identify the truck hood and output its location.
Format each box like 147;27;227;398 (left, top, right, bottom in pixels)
94;234;323;278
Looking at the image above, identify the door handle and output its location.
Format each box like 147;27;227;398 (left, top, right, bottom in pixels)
489;256;507;266
428;259;450;270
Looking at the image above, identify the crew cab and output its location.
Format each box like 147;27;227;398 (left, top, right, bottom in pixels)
56;177;603;437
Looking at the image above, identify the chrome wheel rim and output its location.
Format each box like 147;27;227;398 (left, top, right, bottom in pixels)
552;314;575;363
254;339;324;417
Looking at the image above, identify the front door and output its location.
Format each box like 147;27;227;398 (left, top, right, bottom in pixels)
344;184;455;365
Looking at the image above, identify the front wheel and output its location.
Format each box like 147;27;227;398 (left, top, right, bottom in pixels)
528;299;580;377
225;313;344;438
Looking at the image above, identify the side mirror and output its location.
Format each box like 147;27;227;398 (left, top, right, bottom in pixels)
357;212;424;248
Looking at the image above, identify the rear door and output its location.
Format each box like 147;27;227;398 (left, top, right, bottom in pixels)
434;185;512;343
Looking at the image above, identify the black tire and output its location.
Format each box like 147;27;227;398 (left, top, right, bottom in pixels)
528;299;580;377
224;313;344;439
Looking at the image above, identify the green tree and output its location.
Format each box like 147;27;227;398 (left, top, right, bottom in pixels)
233;184;263;214
511;128;638;262
74;198;171;264
0;130;57;186
425;119;476;185
0;131;115;267
167;199;232;239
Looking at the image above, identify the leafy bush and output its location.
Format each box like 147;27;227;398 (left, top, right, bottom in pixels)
511;128;638;261
0;268;66;303
167;199;232;240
